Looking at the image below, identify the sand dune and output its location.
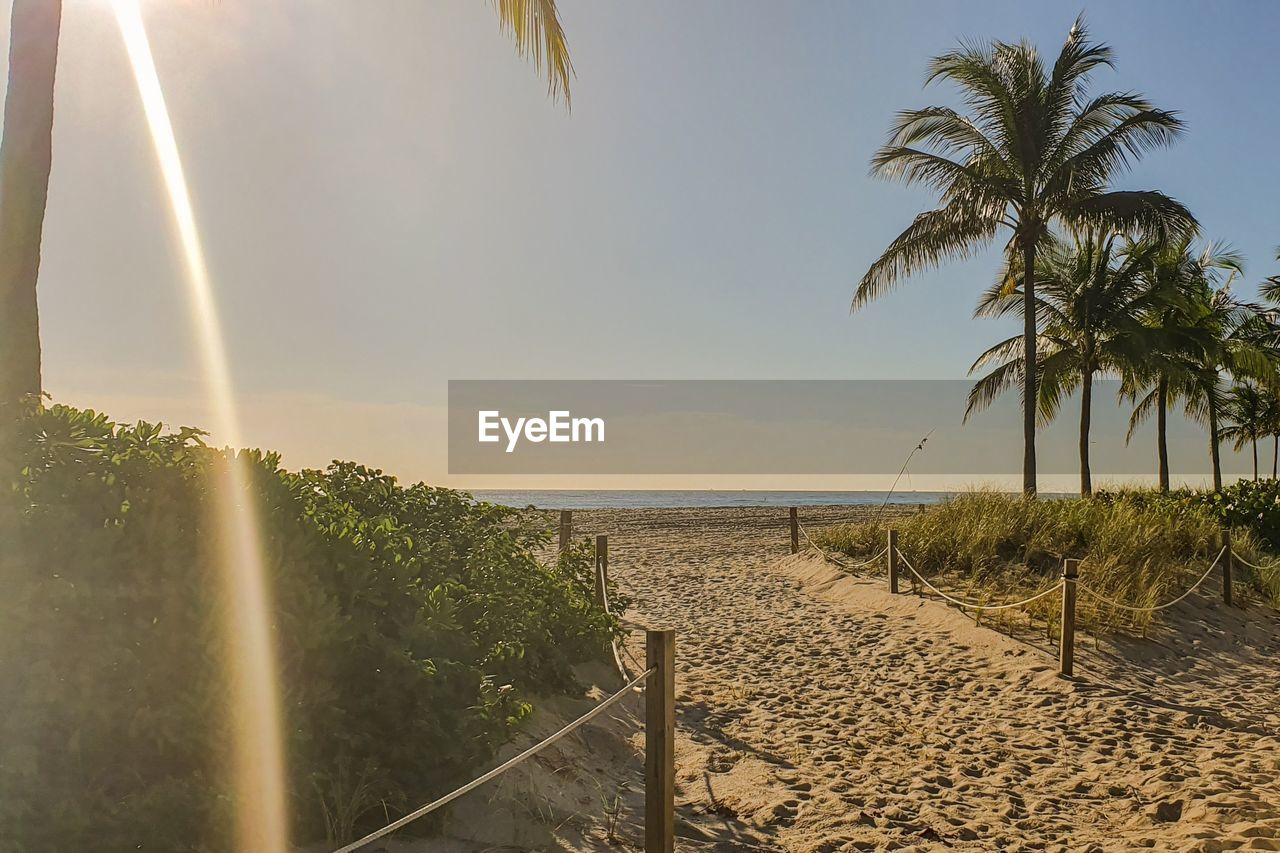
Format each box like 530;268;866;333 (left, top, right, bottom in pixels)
422;506;1280;851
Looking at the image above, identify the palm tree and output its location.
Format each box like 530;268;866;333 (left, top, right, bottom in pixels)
0;0;574;407
1123;237;1241;491
1170;283;1277;491
0;0;61;407
966;230;1160;495
1251;249;1280;479
853;15;1195;495
1220;383;1272;481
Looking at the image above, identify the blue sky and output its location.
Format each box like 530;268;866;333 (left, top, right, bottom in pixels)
5;1;1278;484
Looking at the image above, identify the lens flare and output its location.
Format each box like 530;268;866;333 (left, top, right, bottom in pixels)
110;2;289;849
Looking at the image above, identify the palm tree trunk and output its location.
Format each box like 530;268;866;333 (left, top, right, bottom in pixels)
1079;369;1092;496
1273;434;1277;480
0;0;61;406
1253;437;1258;481
1156;375;1170;492
1021;237;1038;497
1209;401;1223;492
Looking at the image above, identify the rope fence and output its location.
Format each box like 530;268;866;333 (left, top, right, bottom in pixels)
334;665;655;853
1075;546;1226;614
894;551;1064;611
792;507;887;573
596;534;643;687
1230;551;1280;573
787;506;1250;678
801;527;887;573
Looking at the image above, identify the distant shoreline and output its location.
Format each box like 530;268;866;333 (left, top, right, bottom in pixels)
472;489;956;510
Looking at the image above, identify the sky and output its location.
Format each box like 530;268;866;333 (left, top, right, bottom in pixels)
3;1;1278;488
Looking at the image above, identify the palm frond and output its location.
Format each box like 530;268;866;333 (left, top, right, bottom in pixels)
1263;275;1280;304
965;359;1023;421
1065;190;1197;241
1035;348;1082;425
968;334;1025;372
494;0;574;107
886;106;1013;175
870;146;1015;199
1044;15;1113;126
1126;386;1158;443
924;42;1021;161
852;196;1000;310
1049;104;1184;190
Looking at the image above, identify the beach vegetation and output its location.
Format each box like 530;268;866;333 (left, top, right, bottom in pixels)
816;490;1280;632
0;402;620;850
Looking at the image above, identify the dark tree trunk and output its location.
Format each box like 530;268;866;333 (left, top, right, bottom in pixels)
1252;438;1258;482
1079;369;1092;496
0;0;61;406
1157;376;1170;492
1209;398;1223;492
1021;236;1037;497
1273;434;1277;480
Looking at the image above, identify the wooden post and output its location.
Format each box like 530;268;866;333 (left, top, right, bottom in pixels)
645;629;675;853
1060;558;1078;677
789;507;799;554
1221;527;1234;607
558;509;572;555
888;529;899;594
595;534;608;609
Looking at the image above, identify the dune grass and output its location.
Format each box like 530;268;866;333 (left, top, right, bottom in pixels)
814;490;1280;635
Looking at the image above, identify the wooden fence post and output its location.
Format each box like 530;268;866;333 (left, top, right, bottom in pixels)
1060;558;1078;677
645;629;675;853
1221;527;1234;607
789;507;799;554
558;510;572;555
595;534;608;608
888;529;899;594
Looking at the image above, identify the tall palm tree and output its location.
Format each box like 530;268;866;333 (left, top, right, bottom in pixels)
966;230;1160;495
0;0;574;407
0;0;61;407
853;15;1195;495
1123;237;1240;491
1220;382;1271;481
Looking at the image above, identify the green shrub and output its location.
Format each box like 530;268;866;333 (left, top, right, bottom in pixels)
815;489;1278;631
0;404;620;851
1195;479;1280;550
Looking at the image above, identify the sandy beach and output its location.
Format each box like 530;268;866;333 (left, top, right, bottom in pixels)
425;506;1280;852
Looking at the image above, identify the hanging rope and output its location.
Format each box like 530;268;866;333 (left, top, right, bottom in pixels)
598;561;637;684
894;550;1064;611
333;665;654;853
1076;546;1226;613
1229;551;1280;573
797;519;887;573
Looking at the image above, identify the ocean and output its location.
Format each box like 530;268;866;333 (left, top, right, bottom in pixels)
470;490;957;510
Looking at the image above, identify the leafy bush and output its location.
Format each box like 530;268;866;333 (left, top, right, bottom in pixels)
0;403;620;851
815;489;1278;631
1195;479;1280;550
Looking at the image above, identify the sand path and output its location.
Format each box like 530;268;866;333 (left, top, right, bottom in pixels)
574;507;1280;852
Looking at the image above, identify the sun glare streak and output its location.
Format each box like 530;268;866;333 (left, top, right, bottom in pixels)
110;2;289;850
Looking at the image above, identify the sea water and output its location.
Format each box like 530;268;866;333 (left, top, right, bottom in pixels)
471;490;957;510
